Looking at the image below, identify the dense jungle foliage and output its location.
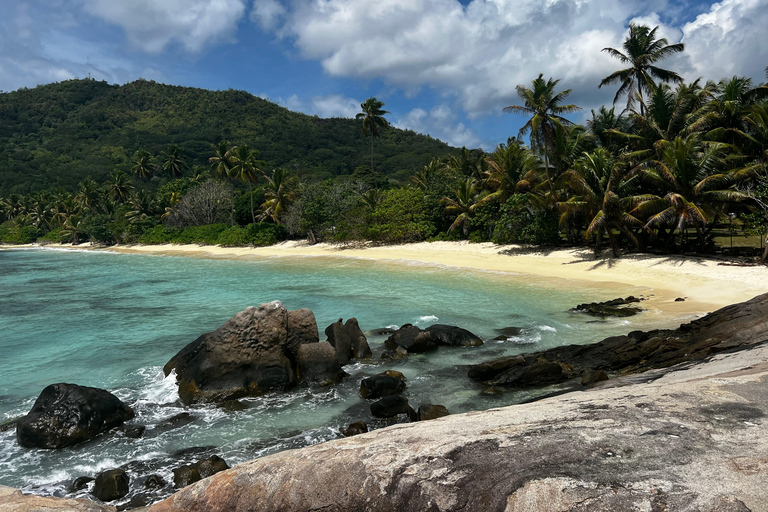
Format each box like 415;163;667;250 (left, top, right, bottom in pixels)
1;24;767;259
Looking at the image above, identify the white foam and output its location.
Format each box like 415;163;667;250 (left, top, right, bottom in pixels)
417;315;438;323
537;325;557;332
136;368;180;406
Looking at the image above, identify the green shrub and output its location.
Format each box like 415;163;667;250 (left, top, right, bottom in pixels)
492;195;560;245
82;214;115;244
174;223;230;244
367;188;436;243
246;223;287;246
216;226;250;246
0;224;40;244
138;225;181;244
38;228;64;244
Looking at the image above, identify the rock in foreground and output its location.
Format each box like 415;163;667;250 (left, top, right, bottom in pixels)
0;485;115;511
16;383;134;449
146;339;768;512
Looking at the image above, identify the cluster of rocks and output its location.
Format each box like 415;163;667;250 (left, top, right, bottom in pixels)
163;302;372;405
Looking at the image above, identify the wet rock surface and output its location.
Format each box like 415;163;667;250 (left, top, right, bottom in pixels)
383;323;483;355
325;318;372;364
0;485;116;511
570;296;645;318
471;292;768;390
92;469;129;502
16;383;135;449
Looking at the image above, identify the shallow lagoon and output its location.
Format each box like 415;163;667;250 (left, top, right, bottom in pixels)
0;247;687;505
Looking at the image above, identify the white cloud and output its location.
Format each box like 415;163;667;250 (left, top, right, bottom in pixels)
680;0;768;82
251;0;286;30
257;0;767;117
396;105;482;148
80;0;247;53
311;94;360;118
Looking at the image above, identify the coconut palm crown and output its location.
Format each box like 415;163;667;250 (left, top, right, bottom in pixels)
599;23;685;115
356;97;390;186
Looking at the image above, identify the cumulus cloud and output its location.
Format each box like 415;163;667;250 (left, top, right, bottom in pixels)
256;0;767;116
311;94;360;118
80;0;247;53
251;0;287;30
396;105;482;148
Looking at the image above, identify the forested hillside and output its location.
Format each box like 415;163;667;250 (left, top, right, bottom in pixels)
0;79;454;195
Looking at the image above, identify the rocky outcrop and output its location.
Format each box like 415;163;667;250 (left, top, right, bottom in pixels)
359;371;407;399
147;338;768;512
164;302;321;404
172;456;230;489
471;292;768;389
383;324;483;355
15;383;134;449
570;296;644;318
417;404;449;421
0;485;116;511
325;318;372;365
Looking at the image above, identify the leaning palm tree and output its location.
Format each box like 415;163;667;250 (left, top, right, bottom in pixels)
261;168;294;225
229;144;262;224
503;74;581;197
599;23;685;115
478;139;540;206
356;98;390;187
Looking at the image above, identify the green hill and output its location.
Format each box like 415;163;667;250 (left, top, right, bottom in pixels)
0;79;456;195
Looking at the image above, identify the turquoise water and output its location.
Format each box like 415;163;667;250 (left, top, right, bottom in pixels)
0;247;684;506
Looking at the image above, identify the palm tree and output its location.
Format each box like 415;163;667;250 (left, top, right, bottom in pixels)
61;214;86;244
356;98;390;187
210;140;236;225
503;74;581;197
443;178;480;236
75;178;100;212
162;145;187;179
261;168;294;225
131;150;156;180
632;133;751;249
477;139;540;206
105;171;134;204
410;159;445;190
557;148;648;256
229;143;262;224
599;23;685;115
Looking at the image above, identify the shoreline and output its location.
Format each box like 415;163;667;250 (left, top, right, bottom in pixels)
4;240;767;322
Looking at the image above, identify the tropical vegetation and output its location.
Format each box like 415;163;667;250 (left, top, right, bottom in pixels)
1;24;767;261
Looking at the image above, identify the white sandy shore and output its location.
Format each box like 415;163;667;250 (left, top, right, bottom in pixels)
5;240;767;321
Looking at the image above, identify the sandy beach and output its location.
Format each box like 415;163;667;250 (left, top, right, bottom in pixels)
8;241;767;320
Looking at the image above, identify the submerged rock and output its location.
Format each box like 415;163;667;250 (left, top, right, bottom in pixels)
417;404;450;421
370;395;417;420
172;455;229;488
341;422;368;437
16;383;134;449
71;476;95;492
571;296;644;318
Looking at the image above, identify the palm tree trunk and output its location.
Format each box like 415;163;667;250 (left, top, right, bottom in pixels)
230;182;235;226
370;135;376;188
249;181;255;225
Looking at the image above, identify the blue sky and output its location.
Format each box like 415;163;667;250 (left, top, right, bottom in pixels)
1;0;766;151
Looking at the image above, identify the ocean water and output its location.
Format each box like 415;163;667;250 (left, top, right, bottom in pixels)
0;247;688;506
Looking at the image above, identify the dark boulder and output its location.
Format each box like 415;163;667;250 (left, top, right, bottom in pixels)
196;455;230;479
417;404;450;421
71;476;94;492
155;413;195;433
495;360;568;387
173;465;201;488
92;469;129;502
297;342;346;385
341;422;368;437
581;369;609;386
218;400;248;412
425;324;483;347
164;302;317;405
119;425;145;439
325;318;372;365
16;383;134;449
494;327;525;337
359;372;406;399
370;395;417;420
384;324;483;354
367;327;396;336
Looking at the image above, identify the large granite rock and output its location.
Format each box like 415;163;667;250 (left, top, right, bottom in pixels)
92;469;129;502
470;292;768;389
16;383;135;449
164;302;320;404
325;318;372;365
146;338;768;512
0;485;116;511
296;342;346;385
